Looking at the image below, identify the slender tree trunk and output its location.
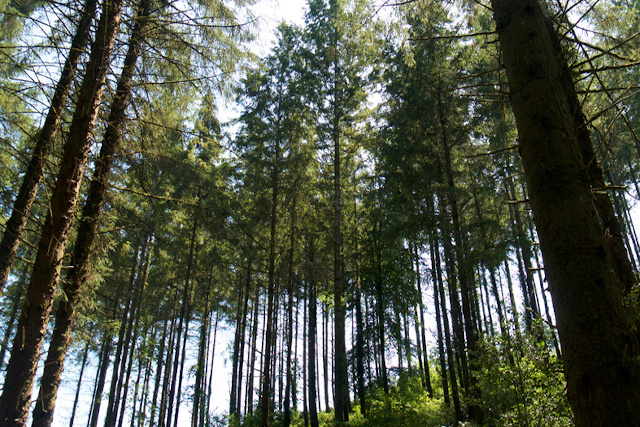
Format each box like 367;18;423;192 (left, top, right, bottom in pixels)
507;176;540;331
0;0;124;421
158;307;178;427
322;302;329;411
414;244;433;396
192;280;211;427
235;272;250;420
0;285;22;371
430;241;450;406
260;131;281;427
433;236;462;423
150;316;170;426
504;259;521;336
230;260;248;419
246;292;259;416
167;206;199;427
490;1;640;423
68;339;90;427
283;196;297;427
206;310;220;425
354;204;366;415
89;327;114;427
308;267;319;427
439;204;470;391
104;245;144;427
171;298;193;427
0;0;98;292
438;91;481;422
373;222;389;394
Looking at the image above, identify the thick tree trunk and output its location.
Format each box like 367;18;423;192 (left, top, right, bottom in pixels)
0;0;97;292
31;3;151;423
0;0;124;422
490;0;640;424
548;22;637;295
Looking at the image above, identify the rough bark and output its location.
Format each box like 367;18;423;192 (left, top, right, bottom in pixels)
0;0;98;292
490;0;640;424
31;2;151;423
0;0;124;422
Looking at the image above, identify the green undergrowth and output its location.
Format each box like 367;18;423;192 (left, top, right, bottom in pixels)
230;334;573;427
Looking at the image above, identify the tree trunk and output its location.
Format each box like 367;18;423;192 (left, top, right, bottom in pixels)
31;2;151;422
283;196;297;427
260;130;280;427
89;327;114;427
430;241;450;406
0;283;23;371
308;262;319;427
229;260;248;419
150;315;170;426
192;279;211;427
104;244;144;427
68;339;90;427
332;80;348;423
490;0;640;423
0;0;98;292
0;0;124;421
432;233;462;422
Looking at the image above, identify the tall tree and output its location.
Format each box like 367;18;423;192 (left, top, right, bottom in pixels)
489;0;640;424
0;0;98;292
303;0;374;419
0;0;125;422
30;1;153;424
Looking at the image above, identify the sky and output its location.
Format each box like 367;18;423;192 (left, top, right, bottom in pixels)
249;0;307;55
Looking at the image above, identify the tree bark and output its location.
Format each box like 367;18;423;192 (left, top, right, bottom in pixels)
490;0;640;424
31;2;151;423
0;0;98;292
0;0;124;422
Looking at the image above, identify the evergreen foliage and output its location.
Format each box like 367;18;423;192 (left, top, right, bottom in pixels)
0;0;639;426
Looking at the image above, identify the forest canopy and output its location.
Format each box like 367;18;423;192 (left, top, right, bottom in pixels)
0;0;639;426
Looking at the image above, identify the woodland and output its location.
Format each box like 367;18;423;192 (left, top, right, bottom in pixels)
0;0;639;426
